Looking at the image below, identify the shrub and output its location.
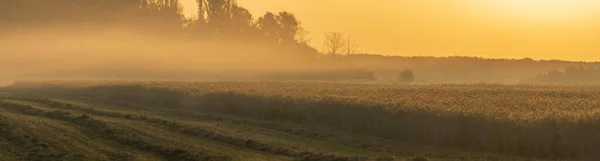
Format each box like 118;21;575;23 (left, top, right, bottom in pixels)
398;69;415;83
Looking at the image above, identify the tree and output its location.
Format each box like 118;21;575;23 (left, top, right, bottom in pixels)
323;32;345;56
257;12;280;41
399;69;415;83
256;11;302;44
276;11;300;44
230;5;253;32
147;0;184;30
194;0;254;36
204;0;237;34
196;0;208;24
345;37;358;55
1;0;321;55
295;27;311;45
0;0;185;33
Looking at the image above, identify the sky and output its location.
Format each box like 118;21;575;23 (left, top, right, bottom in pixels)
181;0;600;61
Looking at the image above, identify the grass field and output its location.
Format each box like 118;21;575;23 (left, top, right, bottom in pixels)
1;81;597;161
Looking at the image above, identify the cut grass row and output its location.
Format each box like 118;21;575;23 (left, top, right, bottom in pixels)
0;108;162;161
2;97;372;161
7;81;585;160
51;97;391;158
61;96;512;161
50;97;402;156
1;99;291;161
37;84;589;160
13;96;545;161
0;106;168;161
0;114;75;161
0;100;230;161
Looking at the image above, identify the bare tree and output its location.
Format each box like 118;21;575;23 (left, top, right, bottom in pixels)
295;27;311;45
345;36;358;55
323;32;345;56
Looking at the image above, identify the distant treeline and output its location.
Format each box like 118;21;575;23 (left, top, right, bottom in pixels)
5;1;600;83
343;55;600;83
259;68;376;81
1;0;182;32
1;0;311;48
1;0;382;81
527;66;600;85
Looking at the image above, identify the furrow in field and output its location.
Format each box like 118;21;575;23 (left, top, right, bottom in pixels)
5;99;293;161
64;97;443;158
9;97;372;161
0;113;73;161
0;106;164;161
49;97;400;154
55;94;547;161
0;100;230;161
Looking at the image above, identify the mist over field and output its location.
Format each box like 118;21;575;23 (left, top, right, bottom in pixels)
1;32;305;78
3;1;600;161
3;30;600;85
2;1;600;85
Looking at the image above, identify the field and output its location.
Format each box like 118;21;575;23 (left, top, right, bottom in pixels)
1;81;599;161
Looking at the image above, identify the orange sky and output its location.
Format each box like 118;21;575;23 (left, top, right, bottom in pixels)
181;0;600;61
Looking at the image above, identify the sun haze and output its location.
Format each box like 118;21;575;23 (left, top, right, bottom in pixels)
6;1;600;160
178;0;600;61
4;0;600;85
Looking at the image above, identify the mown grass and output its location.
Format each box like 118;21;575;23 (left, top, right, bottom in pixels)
2;100;270;160
5;80;575;160
0;107;164;161
16;96;503;161
47;98;389;158
0;100;233;161
2;97;394;161
14;98;373;160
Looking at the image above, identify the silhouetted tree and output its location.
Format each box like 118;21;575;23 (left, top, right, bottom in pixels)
529;66;600;84
257;12;280;41
204;0;240;35
277;12;300;44
1;0;322;59
323;32;345;56
145;0;184;31
194;0;255;36
196;0;208;24
0;0;184;34
345;37;358;55
230;5;253;31
399;69;415;83
255;11;302;44
295;27;312;45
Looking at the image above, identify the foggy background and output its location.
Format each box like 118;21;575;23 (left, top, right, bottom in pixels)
2;0;600;85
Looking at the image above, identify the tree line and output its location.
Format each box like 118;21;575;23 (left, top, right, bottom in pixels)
0;0;377;81
528;66;600;84
1;0;362;57
0;0;183;31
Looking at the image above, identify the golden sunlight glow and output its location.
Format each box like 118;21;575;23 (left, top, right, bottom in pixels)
181;0;198;18
488;0;597;20
179;0;600;61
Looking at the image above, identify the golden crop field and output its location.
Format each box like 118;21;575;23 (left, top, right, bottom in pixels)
14;80;600;121
3;80;600;160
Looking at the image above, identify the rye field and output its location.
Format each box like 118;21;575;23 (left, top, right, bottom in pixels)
0;80;599;161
